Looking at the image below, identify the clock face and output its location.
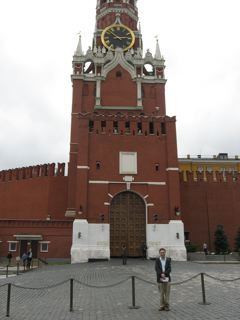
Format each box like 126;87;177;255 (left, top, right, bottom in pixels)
101;24;135;51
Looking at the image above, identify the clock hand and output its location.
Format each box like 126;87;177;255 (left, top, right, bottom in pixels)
113;36;131;40
108;30;122;40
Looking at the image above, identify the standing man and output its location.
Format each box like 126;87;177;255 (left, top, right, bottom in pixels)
203;242;208;255
141;243;148;260
7;251;12;266
121;243;127;265
155;248;171;311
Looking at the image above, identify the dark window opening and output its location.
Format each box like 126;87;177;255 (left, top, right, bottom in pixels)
101;121;106;132
149;122;154;134
116;71;122;78
125;121;130;133
129;0;134;5
96;161;101;170
89;120;94;132
113;121;118;133
155;163;160;172
137;122;142;134
161;122;166;134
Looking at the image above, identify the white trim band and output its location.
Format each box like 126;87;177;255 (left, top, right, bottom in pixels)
166;168;179;171
89;181;166;185
77;166;90;170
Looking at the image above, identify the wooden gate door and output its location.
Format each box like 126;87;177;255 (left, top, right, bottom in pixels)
110;191;146;257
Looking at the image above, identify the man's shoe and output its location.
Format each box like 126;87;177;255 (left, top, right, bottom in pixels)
158;307;165;311
164;306;170;311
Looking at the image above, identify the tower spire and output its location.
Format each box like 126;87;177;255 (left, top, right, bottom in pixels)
155;37;162;60
74;33;84;57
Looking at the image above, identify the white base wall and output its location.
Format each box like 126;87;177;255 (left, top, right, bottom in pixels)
71;219;110;263
146;220;187;261
71;219;186;263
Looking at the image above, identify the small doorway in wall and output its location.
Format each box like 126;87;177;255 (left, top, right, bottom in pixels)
20;240;38;258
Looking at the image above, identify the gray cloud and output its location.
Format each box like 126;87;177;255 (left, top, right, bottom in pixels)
1;0;240;171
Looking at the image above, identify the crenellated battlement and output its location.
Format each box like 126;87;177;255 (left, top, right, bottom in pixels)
180;170;240;183
0;163;65;183
79;112;174;136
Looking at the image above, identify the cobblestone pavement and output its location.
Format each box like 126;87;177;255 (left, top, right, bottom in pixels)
0;259;240;320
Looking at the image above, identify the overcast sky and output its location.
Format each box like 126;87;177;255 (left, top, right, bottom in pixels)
0;0;240;170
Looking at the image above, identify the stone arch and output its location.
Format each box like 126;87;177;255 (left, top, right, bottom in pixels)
110;191;146;257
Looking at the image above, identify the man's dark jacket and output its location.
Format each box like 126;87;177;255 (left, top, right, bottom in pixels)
155;257;171;283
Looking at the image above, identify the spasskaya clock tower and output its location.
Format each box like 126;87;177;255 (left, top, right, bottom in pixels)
66;0;186;262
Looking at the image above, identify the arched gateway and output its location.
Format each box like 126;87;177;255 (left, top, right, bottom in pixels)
110;191;146;257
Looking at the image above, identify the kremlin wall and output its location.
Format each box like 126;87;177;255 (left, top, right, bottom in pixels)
1;158;240;259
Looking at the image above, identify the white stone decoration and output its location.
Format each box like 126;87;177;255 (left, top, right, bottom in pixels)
147;220;187;261
71;219;186;263
71;219;110;263
119;152;137;174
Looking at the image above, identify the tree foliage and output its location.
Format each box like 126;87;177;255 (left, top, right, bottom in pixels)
234;227;240;252
214;225;229;254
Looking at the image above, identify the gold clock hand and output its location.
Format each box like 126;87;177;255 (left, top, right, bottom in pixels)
108;30;121;40
117;36;131;40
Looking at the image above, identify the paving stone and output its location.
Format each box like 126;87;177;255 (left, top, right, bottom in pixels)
0;260;240;319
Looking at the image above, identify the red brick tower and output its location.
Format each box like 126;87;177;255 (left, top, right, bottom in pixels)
67;0;186;262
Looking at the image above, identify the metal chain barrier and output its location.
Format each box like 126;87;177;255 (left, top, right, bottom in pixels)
204;273;240;282
2;272;240;317
171;273;202;286
74;276;131;288
11;279;70;290
135;273;201;286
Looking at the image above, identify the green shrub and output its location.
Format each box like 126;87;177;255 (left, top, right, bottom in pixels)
214;225;229;254
185;243;198;252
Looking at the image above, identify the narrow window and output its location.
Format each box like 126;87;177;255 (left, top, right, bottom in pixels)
149;122;154;134
161;122;166;134
137;122;142;134
101;121;106;132
116;71;122;78
125;121;130;133
89;120;94;132
113;121;118;133
155;163;160;171
96;161;101;170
